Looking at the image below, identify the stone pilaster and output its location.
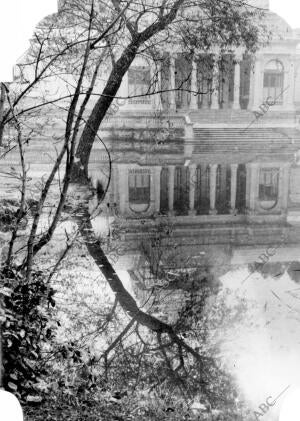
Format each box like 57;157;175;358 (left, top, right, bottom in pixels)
190;61;198;110
232;55;242;110
252;56;263;110
113;164;119;206
152;61;162;110
247;163;259;214
118;165;128;214
285;58;295;110
169;54;176;111
280;163;290;212
211;57;219;110
248;61;255;110
202;77;210;109
154;166;162;213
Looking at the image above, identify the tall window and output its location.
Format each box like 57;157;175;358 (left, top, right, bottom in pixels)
128;66;151;104
263;60;284;105
160;167;169;214
129;169;150;204
195;165;210;214
175;54;191;109
174;166;189;215
236;164;247;214
259;168;279;210
197;55;213;108
216;164;231;214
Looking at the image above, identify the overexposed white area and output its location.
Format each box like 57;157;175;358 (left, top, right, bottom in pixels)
279;388;300;421
0;0;57;81
218;268;300;420
0;0;299;81
270;0;300;28
0;390;23;421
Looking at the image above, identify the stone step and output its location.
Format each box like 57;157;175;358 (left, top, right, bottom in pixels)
189;109;297;124
191;127;300;154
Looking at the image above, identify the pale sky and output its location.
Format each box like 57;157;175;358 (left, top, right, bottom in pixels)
0;0;299;80
0;0;57;81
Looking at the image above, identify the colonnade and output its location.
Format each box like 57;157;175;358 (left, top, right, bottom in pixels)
114;162;290;217
167;51;244;111
165;163;241;215
126;51;295;112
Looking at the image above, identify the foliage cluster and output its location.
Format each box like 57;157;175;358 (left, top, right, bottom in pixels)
0;0;267;418
0;266;56;401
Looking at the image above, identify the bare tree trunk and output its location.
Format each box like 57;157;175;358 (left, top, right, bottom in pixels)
0;83;5;382
0;83;6;147
72;184;215;370
74;184;172;332
75;0;185;174
74;41;139;174
0;323;2;389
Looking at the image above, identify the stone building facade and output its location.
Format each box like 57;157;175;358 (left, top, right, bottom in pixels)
89;4;300;227
2;0;300;274
88;1;300;273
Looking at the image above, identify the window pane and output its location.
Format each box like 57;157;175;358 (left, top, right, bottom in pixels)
128;170;150;204
263;60;284;104
259;168;279;201
128;66;151;104
128;174;135;188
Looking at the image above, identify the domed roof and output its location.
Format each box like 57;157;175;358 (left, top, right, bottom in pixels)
264;11;293;39
248;0;270;8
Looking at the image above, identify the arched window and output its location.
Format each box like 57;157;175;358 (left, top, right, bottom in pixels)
128;169;150;207
128;66;151;104
263;60;284;104
258;168;279;210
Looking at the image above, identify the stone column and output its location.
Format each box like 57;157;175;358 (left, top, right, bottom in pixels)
190;61;198;110
118;165;128;214
247;163;259;214
230;164;238;213
189;164;197;215
113;164;119;205
286;59;295;110
221;67;230;109
154;166;162;213
252;56;263;110
153;61;162;110
232;56;242;110
211;55;220;110
248;61;255;110
209;164;217;214
169;54;176;111
245;164;251;211
280;163;290;212
202;77;210;109
168;165;175;214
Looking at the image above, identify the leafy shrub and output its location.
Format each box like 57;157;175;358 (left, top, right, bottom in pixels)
0;200;21;232
0;266;57;401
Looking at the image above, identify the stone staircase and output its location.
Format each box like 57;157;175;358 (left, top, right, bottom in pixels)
188;109;297;125
186;109;300;156
191;127;300;155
